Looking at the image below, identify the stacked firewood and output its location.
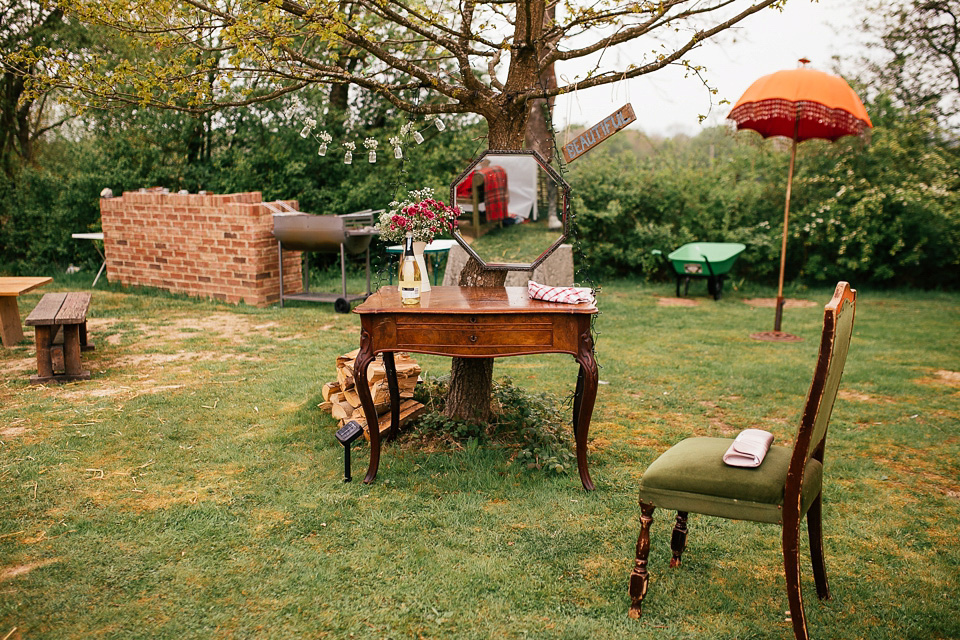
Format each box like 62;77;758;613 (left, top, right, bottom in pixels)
318;348;425;439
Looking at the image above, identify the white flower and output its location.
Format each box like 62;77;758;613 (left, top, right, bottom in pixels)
388;136;401;147
318;131;332;144
342;141;356;151
400;122;413;136
363;137;378;150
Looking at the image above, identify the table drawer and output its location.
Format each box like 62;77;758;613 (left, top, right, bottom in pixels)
395;315;555;352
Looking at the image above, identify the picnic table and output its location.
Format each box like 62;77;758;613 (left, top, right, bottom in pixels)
71;232;106;286
0;277;53;347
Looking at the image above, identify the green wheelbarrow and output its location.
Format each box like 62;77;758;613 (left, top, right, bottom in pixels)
653;242;746;300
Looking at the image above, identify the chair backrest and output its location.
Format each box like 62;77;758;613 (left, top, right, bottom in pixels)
786;282;857;495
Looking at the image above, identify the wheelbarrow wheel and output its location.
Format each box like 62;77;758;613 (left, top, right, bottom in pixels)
334;297;351;314
708;276;724;300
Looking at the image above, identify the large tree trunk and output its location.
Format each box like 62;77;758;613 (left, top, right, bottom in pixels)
443;93;531;422
443;258;509;421
442;0;545;422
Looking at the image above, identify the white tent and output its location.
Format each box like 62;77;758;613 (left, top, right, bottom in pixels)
491;154;538;220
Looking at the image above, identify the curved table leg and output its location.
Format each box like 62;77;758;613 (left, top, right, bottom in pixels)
382;352;401;437
573;323;598;491
354;330;380;484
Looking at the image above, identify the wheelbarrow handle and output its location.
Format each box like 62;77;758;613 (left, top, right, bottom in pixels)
700;254;716;277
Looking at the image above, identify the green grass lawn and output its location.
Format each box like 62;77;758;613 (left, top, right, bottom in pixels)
1;275;958;639
467;218;563;264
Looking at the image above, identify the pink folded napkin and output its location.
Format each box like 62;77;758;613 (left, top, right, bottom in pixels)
723;429;775;468
528;281;595;305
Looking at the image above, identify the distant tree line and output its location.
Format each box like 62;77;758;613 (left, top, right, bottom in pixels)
1;0;957;288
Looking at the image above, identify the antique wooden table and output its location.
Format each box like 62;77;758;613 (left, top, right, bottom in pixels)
353;286;599;490
0;276;53;347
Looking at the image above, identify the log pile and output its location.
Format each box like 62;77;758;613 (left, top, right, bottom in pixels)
318;348;425;439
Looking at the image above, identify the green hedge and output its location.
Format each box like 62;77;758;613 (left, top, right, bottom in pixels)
2;94;957;289
567;98;959;289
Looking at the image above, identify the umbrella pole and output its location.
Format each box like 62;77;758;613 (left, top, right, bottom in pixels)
774;134;798;333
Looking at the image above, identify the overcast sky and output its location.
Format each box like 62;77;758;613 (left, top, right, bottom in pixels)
553;0;871;137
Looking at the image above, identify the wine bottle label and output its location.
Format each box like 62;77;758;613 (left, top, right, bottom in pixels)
400;285;420;299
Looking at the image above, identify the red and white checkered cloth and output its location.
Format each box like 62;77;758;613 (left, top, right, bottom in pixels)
528;281;595;305
477;166;509;221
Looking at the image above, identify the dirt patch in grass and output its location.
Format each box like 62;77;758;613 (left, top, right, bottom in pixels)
657;297;698;307
630;435;666;449
2;356;37;373
934;369;960;385
588;435;612;450
916;369;960;389
55;380;188;403
112;351;261;368
0;557;60;582
743;298;817;308
89;313;290;347
77;477;226;513
580;554;616;580
868;442;960;498
708;415;737;435
0;424;30;438
840;390;894;403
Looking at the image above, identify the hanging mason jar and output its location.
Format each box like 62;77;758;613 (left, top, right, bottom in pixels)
300;125;312;138
434;118;445;132
394;146;403;159
344;151;352;164
317;143;327;156
413;131;424;144
368;150;377;163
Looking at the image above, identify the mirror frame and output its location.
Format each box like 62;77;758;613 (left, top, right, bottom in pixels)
450;149;570;271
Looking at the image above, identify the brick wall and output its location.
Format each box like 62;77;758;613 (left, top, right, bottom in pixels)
100;191;302;307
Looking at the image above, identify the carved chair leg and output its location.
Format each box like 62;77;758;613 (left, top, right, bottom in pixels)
628;501;656;619
806;492;830;600
783;516;809;640
670;511;688;568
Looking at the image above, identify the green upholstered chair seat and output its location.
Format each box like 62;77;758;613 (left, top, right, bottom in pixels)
638;437;823;524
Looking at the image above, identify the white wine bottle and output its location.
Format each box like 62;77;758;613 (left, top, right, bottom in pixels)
399;231;422;305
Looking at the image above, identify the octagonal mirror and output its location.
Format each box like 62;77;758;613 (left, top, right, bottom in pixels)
450;149;569;270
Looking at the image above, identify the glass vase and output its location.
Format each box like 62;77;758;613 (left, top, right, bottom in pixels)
396;240;431;293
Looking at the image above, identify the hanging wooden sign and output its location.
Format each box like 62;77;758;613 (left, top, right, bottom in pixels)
562;103;637;163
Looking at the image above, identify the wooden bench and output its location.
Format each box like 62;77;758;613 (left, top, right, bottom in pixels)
25;292;94;384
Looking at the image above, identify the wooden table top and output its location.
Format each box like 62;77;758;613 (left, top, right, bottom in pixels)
354;286;597;315
0;277;53;297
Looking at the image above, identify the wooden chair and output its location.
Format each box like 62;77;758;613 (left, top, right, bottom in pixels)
628;281;857;640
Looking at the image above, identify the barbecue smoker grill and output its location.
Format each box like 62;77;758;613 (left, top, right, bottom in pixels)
270;204;380;313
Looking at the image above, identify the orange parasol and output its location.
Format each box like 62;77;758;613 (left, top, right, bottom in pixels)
728;60;871;341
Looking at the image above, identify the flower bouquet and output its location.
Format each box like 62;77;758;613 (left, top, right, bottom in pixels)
377;188;461;293
376;187;460;244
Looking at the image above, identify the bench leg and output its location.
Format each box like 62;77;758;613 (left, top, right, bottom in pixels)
62;324;84;378
0;297;25;347
79;321;94;351
32;326;55;382
31;323;90;384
